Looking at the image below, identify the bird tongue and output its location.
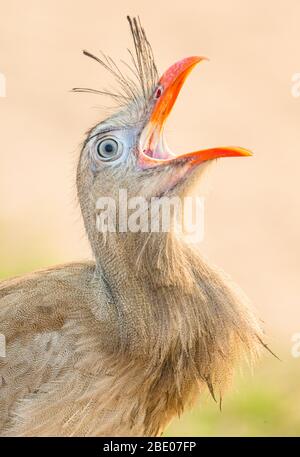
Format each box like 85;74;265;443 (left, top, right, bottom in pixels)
138;56;252;169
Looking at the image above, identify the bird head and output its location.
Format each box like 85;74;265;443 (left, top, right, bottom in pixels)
75;17;252;258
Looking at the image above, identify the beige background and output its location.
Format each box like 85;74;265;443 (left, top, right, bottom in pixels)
0;0;300;433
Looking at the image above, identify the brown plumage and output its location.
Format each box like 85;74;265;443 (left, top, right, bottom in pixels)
0;17;264;436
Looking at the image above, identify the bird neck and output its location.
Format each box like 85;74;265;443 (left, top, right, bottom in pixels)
94;230;194;293
87;229;262;426
91;229;261;359
91;230;197;346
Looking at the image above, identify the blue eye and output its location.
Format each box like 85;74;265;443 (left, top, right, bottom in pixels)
103;143;114;153
96;138;121;160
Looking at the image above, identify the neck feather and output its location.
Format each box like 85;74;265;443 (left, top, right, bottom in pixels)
90;231;263;404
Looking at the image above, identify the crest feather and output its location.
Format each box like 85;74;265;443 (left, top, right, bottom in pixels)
72;16;159;118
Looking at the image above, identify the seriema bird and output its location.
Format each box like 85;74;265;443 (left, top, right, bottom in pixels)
0;17;267;436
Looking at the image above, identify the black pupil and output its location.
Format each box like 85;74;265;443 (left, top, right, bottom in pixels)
104;142;114;153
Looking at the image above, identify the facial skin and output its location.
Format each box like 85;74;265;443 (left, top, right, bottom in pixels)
82;118;206;200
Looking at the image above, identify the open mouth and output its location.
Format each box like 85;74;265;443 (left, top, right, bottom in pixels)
138;56;252;170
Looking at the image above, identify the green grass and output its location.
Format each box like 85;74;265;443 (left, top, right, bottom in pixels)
165;358;300;436
0;222;58;280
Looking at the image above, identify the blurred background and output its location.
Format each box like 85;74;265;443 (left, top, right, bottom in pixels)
0;0;299;436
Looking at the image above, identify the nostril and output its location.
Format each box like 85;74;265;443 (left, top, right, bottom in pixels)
154;85;163;99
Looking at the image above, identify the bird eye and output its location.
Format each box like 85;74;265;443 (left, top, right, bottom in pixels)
96;138;122;161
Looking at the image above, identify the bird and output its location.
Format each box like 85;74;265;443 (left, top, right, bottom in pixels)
0;16;266;437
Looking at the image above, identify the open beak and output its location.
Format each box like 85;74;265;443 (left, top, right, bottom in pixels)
138;56;252;169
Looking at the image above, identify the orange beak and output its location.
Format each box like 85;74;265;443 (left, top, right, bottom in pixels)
138;56;252;169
